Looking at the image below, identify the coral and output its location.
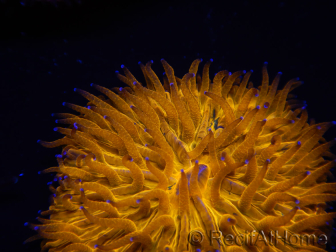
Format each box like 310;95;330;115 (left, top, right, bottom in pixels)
26;59;336;252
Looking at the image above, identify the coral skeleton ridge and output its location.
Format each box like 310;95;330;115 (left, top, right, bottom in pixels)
26;59;336;252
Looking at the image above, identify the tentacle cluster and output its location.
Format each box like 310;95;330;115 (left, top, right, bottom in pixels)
27;59;336;252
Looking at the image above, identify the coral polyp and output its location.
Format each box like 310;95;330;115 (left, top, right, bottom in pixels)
26;59;336;252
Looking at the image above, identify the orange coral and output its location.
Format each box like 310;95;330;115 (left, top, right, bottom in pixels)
26;59;336;252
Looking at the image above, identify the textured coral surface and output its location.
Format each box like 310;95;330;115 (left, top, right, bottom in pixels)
26;59;336;252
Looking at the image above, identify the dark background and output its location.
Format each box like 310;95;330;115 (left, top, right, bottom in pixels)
0;0;336;251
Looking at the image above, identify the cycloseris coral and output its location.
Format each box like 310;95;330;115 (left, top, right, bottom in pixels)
26;59;336;252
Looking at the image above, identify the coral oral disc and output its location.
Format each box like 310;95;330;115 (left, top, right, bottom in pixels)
28;59;336;252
